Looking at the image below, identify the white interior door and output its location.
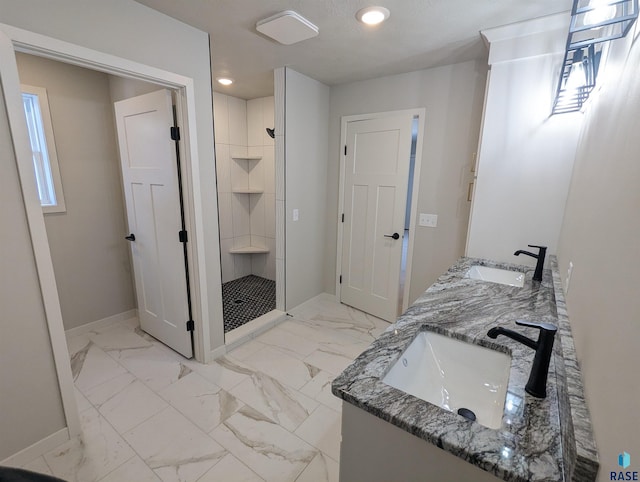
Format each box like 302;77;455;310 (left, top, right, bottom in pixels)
114;89;192;358
340;113;413;322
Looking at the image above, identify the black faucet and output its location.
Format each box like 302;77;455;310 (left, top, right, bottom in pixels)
487;320;557;398
514;245;547;282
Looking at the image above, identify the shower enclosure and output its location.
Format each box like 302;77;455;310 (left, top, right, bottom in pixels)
213;92;276;333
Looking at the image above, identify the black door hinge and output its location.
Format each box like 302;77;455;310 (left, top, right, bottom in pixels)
344;145;347;155
179;230;188;243
170;126;181;141
341;213;344;223
186;319;194;331
339;275;342;284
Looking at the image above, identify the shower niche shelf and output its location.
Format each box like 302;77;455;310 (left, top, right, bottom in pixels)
229;246;270;254
232;188;264;194
228;152;268;256
232;156;262;161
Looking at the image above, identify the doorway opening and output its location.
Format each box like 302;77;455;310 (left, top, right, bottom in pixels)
336;109;425;322
212;89;279;335
15;52;196;359
398;116;419;313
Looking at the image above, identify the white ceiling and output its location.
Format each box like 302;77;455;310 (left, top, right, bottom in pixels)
135;0;572;100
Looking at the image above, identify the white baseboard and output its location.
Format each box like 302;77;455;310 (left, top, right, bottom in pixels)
1;428;69;468
65;309;138;337
287;292;336;315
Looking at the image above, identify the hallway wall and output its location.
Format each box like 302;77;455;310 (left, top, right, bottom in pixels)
285;68;330;309
16;53;136;330
327;60;486;305
0;82;66;462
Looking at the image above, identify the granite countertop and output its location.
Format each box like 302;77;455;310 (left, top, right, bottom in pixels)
332;256;598;482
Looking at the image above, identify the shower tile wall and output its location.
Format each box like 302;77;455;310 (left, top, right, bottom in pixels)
214;92;275;283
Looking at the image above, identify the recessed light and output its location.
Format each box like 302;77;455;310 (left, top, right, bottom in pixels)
356;6;390;26
217;77;233;86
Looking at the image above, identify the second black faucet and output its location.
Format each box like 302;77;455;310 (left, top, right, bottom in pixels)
514;244;547;282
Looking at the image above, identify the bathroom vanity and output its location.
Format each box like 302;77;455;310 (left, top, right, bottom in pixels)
332;256;598;482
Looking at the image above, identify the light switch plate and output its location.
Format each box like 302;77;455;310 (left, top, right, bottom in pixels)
419;213;438;227
292;208;299;222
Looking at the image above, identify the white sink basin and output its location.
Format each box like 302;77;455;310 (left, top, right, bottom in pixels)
465;265;525;287
382;331;510;429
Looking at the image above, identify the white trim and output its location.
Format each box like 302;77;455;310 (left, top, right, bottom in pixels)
465;71;491;257
335;108;426;316
0;27;81;439
402;110;425;312
287;292;337;315
0;23;210;442
0;428;69;468
274;67;286;312
64;309;138;337
172;89;211;363
2;24;189;89
20;83;66;213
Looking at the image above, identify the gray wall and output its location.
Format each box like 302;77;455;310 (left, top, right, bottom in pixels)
0;0;224;353
557;25;640;481
108;75;160;103
327;60;487;304
0;86;66;461
16;53;136;331
285;69;330;309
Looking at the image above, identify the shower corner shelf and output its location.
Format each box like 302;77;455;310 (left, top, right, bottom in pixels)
232;156;262;161
229;246;270;254
232;188;264;194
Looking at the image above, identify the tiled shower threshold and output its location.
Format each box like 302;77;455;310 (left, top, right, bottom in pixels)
224;309;287;350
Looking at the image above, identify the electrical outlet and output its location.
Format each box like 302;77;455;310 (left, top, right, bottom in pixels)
419;213;438;227
292;208;299;222
565;262;574;293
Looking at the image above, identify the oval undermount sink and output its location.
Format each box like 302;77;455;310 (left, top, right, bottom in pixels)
465;265;525;287
382;331;511;429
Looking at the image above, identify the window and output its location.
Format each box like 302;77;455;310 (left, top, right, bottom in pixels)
21;84;66;213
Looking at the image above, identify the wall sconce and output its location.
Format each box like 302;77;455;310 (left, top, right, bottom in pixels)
552;0;638;114
569;0;638;49
553;44;600;114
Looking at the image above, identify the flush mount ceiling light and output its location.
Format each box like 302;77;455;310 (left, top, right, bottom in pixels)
356;6;391;26
256;10;319;45
217;77;233;86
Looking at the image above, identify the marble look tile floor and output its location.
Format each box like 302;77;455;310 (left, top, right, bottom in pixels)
17;295;388;482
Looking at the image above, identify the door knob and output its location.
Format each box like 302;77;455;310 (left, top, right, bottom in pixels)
384;232;400;240
125;233;136;241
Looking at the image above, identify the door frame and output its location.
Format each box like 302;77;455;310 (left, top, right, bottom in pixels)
336;108;426;315
0;24;211;439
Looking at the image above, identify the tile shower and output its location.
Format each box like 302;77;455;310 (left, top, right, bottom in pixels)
213;92;276;332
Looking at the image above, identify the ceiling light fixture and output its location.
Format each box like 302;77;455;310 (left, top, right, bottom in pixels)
568;0;638;49
217;77;233;86
583;0;618;25
552;0;638;114
356;6;390;26
256;11;319;45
